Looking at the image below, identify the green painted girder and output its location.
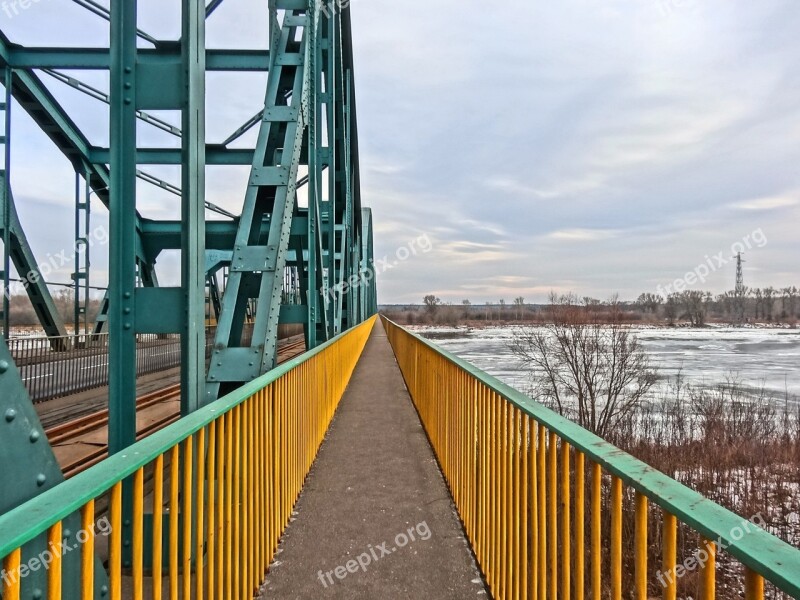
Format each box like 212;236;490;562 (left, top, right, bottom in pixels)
0;338;108;598
0;174;69;342
304;6;329;348
140;216;319;255
0;46;271;71
89;147;254;165
206;4;309;397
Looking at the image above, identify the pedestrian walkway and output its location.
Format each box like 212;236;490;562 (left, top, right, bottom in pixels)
261;320;487;599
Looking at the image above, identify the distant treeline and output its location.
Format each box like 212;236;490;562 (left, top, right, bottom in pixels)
7;291;103;327
383;286;800;326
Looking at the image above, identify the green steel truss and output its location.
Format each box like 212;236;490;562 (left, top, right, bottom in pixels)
0;0;376;587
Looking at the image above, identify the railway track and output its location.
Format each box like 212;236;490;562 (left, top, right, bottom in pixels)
47;336;307;478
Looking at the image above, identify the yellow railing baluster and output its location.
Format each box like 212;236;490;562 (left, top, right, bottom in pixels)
548;431;557;600
196;427;206;600
562;441;571;600
575;452;585;600
182;435;193;600
2;548;21;600
635;492;648;600
233;404;241;600
169;445;180;600
218;413;228;600
529;417;538;600
591;462;601;600
745;568;764;600
206;422;216;600
81;500;95;600
47;521;62;600
537;423;547;600
133;466;144;600
110;481;122;600
241;402;249;600
521;414;528;600
152;455;164;600
611;476;622;600
663;511;677;600
700;539;715;600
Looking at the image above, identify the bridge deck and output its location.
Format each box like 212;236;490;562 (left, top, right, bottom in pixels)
262;320;486;599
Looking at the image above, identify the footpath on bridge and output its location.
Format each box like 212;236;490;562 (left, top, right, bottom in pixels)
262;320;487;599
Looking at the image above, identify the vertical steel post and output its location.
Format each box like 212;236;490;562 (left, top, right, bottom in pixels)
1;69;11;340
108;0;138;454
73;171;80;335
325;11;337;337
108;0;139;570
307;5;319;350
181;0;206;413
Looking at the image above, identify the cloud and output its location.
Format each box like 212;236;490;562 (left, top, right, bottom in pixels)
546;229;619;242
732;195;799;211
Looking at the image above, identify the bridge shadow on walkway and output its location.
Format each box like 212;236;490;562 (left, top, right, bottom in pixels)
261;320;487;599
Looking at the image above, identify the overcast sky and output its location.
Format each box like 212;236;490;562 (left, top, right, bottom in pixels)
4;0;800;304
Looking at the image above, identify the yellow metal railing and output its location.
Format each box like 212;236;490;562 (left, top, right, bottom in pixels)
382;316;800;600
0;316;375;600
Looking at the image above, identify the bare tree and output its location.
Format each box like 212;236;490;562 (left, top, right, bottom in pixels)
510;293;657;437
423;294;441;316
679;290;708;327
513;296;525;320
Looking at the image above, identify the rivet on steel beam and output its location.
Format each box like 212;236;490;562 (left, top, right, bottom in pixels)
0;359;9;373
4;408;16;422
101;585;109;595
36;473;46;486
124;323;132;330
124;292;132;299
32;590;43;599
63;529;72;538
30;430;40;443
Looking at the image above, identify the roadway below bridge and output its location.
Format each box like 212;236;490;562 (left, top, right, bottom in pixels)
261;320;487;598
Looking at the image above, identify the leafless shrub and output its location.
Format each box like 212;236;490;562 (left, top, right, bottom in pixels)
510;293;658;438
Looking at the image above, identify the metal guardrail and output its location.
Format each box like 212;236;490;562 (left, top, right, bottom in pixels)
0;316;376;599
382;317;800;600
8;326;256;402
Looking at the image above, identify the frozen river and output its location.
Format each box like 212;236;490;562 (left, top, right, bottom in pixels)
411;325;800;405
